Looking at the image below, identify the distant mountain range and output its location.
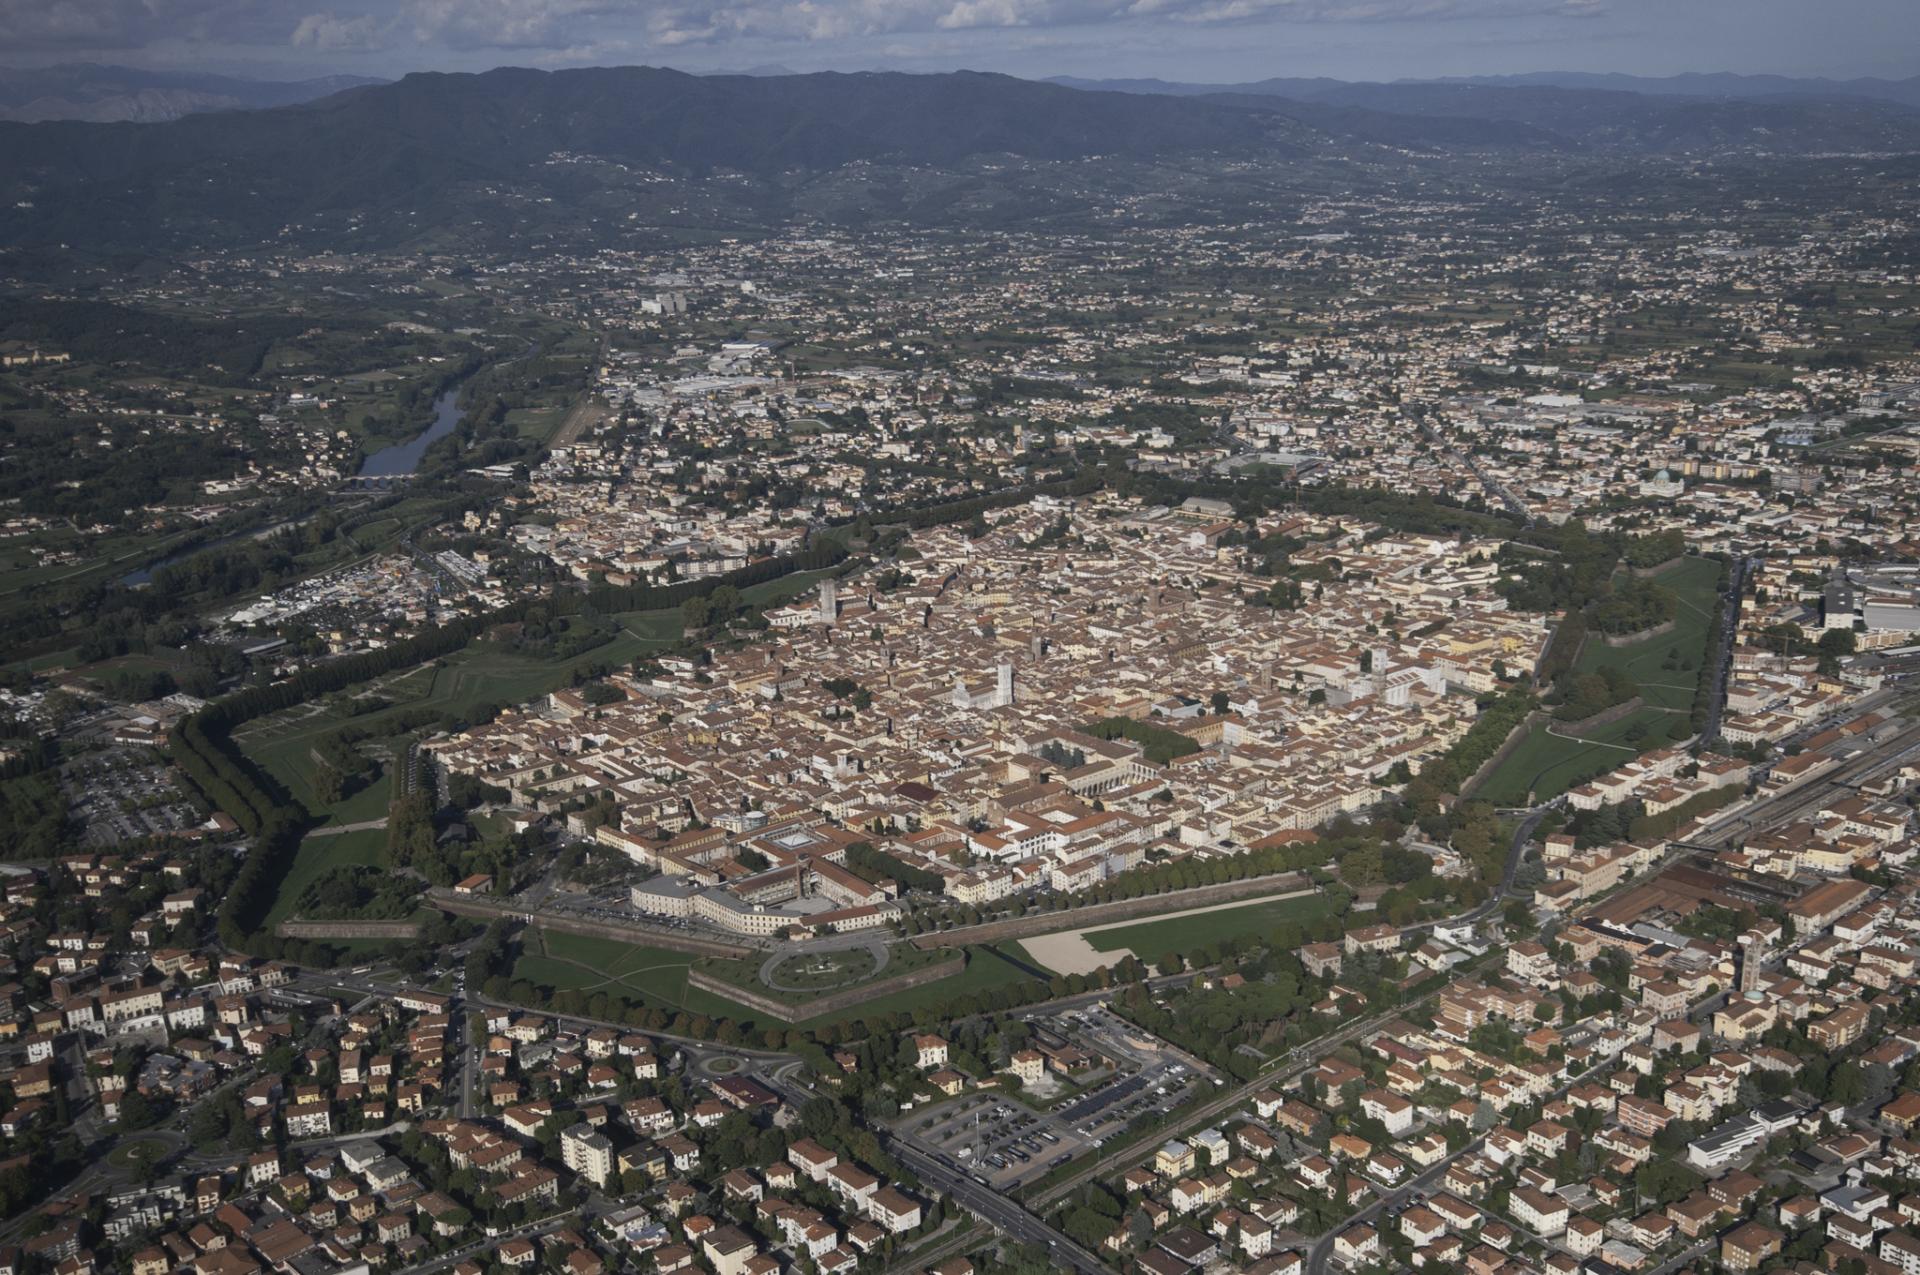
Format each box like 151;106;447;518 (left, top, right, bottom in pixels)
0;63;385;123
1049;70;1920;110
1047;74;1920;153
1429;71;1920;110
4;64;1920;253
0;67;1313;249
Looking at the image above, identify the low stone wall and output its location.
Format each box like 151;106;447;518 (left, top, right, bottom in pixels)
687;952;967;1023
1552;695;1646;737
277;919;423;940
1463;708;1549;800
1624;555;1687;579
425;889;754;959
909;872;1314;951
1598;617;1678;647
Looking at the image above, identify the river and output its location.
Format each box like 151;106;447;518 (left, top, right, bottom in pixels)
121;384;471;587
356;383;468;478
120;519;299;588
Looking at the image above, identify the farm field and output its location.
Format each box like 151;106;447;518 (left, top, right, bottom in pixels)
1477;556;1724;806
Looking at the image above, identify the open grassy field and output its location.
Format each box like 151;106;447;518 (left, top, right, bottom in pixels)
512;931;766;1020
608;567;838;646
237;628;671;819
742;567;840;609
1476;556;1722;806
793;944;1037;1027
510;931;1039;1028
1475;707;1680;808
1571;556;1722;711
265;826;386;927
1068;893;1326;964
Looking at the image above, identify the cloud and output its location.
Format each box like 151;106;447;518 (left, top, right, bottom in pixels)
0;0;242;49
402;0;629;51
0;0;1608;59
291;11;385;50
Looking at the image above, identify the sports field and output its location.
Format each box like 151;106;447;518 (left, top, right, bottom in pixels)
1019;890;1324;974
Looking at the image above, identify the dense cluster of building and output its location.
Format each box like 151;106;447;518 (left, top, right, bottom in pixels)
428;499;1548;935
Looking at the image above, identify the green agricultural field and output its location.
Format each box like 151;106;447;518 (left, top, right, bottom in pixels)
1072;893;1325;964
1476;556;1723;806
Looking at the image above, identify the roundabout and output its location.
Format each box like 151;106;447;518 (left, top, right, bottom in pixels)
107;1133;177;1173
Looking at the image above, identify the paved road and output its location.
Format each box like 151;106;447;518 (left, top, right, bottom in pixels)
1418;418;1531;523
1302;1052;1613;1275
1021;796;1547;1218
751;1067;1111;1275
892;1136;1110;1275
291;798;1552;1275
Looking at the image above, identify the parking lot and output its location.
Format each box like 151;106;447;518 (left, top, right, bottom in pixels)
61;747;204;847
903;1094;1081;1189
894;1002;1213;1190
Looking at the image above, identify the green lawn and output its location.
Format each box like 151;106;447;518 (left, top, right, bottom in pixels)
513;931;761;1020
742;568;840;609
1071;893;1326;963
1476;556;1722;805
794;944;1037;1027
238;627;673;818
328;767;395;824
266;826;387;927
1571;556;1722;711
615;609;685;642
239;622;685;927
1475;707;1683;807
510;932;1039;1028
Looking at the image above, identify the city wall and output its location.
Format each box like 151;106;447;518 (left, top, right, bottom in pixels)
909;872;1314;951
1624;555;1687;579
425;889;755;959
277;919;423;940
1554;695;1647;737
1598;618;1679;647
1463;708;1549;800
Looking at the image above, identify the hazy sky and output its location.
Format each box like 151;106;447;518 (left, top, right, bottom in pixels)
2;0;1917;84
